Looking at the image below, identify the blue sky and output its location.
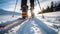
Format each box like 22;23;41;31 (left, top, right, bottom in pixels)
0;0;60;13
0;0;15;8
0;0;46;11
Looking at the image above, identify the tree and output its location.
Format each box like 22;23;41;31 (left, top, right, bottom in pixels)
51;1;54;12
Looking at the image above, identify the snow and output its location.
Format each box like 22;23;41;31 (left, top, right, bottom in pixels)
36;11;60;34
31;21;47;34
16;18;48;34
16;15;58;34
0;15;20;24
0;11;60;34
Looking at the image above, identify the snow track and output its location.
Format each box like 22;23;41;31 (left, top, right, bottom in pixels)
34;17;57;34
17;17;57;34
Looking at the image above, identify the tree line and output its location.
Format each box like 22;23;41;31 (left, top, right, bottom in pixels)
39;1;60;14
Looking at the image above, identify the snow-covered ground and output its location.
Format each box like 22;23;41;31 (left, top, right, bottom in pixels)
0;11;60;34
0;14;22;34
36;11;60;34
15;18;48;34
0;14;21;27
0;15;20;23
16;11;60;34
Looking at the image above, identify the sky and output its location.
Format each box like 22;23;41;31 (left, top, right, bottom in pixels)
0;0;60;15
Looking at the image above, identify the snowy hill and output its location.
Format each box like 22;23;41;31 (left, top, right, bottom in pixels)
7;12;60;34
0;10;60;34
37;11;60;34
37;11;60;26
0;9;21;27
0;9;21;15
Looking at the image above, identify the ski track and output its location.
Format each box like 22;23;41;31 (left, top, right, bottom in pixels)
17;17;57;34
